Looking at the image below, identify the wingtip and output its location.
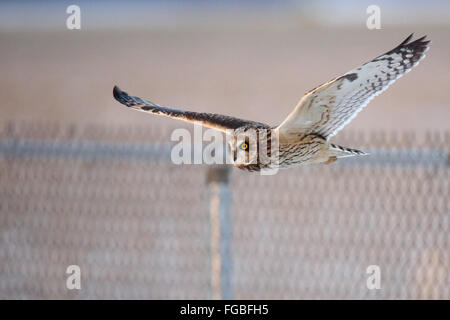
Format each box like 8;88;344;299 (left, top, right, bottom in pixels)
113;85;122;101
113;85;131;103
407;33;430;44
405;33;414;43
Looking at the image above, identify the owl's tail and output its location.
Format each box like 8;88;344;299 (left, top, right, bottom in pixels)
329;144;367;158
321;144;367;164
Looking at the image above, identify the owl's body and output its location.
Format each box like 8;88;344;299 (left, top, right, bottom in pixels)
236;134;327;172
230;128;362;172
113;34;430;172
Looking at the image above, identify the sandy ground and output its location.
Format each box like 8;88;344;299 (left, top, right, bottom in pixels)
0;23;449;140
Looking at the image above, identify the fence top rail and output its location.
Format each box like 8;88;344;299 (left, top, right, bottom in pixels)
0;138;448;168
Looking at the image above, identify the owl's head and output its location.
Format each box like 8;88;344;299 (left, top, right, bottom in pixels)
227;126;278;171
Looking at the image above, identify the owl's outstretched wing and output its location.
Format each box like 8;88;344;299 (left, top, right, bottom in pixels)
113;86;268;132
277;34;430;141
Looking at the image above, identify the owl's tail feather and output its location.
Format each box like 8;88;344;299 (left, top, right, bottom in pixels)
329;144;368;158
321;144;367;164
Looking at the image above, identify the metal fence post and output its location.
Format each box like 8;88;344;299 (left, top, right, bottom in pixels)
207;166;233;300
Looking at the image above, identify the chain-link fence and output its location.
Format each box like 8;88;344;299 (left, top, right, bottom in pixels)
0;122;448;299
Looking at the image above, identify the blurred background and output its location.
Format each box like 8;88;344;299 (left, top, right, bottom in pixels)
0;0;448;299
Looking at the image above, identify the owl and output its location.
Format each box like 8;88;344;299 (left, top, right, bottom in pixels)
113;34;430;171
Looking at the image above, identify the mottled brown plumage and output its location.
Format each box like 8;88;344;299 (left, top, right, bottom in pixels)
113;34;430;172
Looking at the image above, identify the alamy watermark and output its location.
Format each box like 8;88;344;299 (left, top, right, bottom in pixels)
66;265;81;290
66;5;81;30
366;5;381;30
170;123;280;175
366;265;381;290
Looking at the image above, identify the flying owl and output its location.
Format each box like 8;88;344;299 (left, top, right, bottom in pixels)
113;34;430;171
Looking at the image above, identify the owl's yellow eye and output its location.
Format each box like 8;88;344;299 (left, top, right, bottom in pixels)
240;143;248;150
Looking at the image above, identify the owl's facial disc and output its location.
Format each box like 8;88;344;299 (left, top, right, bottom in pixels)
233;135;257;166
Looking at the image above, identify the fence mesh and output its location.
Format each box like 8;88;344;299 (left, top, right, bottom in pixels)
0;122;448;299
